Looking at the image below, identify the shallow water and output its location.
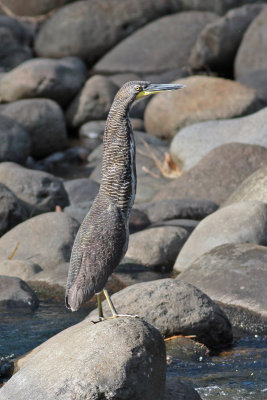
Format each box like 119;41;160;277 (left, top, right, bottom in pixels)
0;302;266;398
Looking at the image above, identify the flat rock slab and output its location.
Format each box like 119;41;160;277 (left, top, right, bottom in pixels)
0;212;79;270
170;107;267;171
0;318;166;400
144;75;260;139
174;201;267;272
89;278;233;348
0;275;39;310
178;243;267;318
156;143;267;204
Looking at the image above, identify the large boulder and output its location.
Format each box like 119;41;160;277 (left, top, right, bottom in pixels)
170;107;267;171
0;1;75;16
0;162;69;215
0;318;166;400
189;4;265;72
0;259;41;281
0;275;39;310
94;11;217;81
155;143;267;204
237;69;267;105
0;183;28;236
0;115;31;164
178;243;267;318
0;99;67;158
235;7;267;79
144;76;261;139
64;178;100;205
0;57;87;106
224;165;267;206
0;212;79;270
34;0;182;64
89;278;233;348
174;201;267;272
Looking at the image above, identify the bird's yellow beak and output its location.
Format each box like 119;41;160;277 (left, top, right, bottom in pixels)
136;83;185;99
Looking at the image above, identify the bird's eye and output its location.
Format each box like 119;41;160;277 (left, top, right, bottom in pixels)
135;85;141;92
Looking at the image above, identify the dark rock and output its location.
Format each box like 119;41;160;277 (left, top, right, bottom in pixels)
224;165;267;206
137;199;218;223
0;259;42;280
165;376;202;400
235;8;267;79
178;243;267;318
0;183;28;236
156;143;267;204
129;207;150;233
165;336;209;363
89;278;233;348
0;114;31;164
0;212;79;270
0;57;87;106
94;11;217;80
0;162;69;215
0;275;39;310
189;4;265;72
0;318;166;400
169;107;267;171
66;75;118;129
144;76;261;139
0;0;74;16
125;226;189;271
238;69;267;105
174;201;267;272
0;98;67;158
63;201;92;224
64;178;99;205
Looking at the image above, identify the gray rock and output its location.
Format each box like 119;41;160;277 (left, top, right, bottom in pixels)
170;107;267;171
129;207;150;233
224;165;267;206
0;57;87;106
189;4;265;72
0;318;166;400
89;278;233;347
145;75;261;139
0;212;79;270
64;178;100;205
64;201;92;224
0;0;74;16
178;243;267;318
235;8;267;79
156;143;267;204
0;98;67;158
174;201;267;272
0;162;69;215
66;75;118;129
150;219;199;234
178;0;267;15
32;262;69;287
34;0;182;64
0;259;41;280
0;275;39;310
138;199;218;223
0;15;32;45
0;114;31;164
165;377;202;400
0;183;28;236
125;226;189;270
94;11;217;80
238;69;267;105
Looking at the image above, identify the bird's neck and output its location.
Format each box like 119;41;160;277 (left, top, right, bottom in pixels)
100;100;136;217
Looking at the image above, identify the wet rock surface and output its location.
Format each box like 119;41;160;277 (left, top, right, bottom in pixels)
165;376;202;400
0;275;39;310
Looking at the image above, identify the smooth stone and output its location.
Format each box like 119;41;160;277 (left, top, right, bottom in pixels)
0;275;39;310
64;178;100;205
34;0;181;64
0;183;28;236
0;114;31;164
0;0;74;16
0;259;41;280
174;201;267;273
178;0;266;15
32;262;68;287
238;69;267;105
137;199;218;223
94;11;217;79
156;143;267;204
0;98;67;158
129;208;150;233
0;212;79;270
89;278;233;348
189;4;265;72
0;318;166;400
66;75;118;129
0;162;69;215
125;226;189;271
235;7;267;79
170;107;267;171
150;219;199;234
223;165;267;206
0;57;87;106
64;201;92;224
165;376;202;400
178;243;267;317
144;75;261;139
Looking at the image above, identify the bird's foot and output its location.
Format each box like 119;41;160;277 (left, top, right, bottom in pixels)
110;313;139;319
90;316;105;324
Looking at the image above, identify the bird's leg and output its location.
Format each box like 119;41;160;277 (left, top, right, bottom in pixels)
97;293;104;319
103;288;138;319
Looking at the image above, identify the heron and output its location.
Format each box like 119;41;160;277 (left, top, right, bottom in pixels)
65;81;184;319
